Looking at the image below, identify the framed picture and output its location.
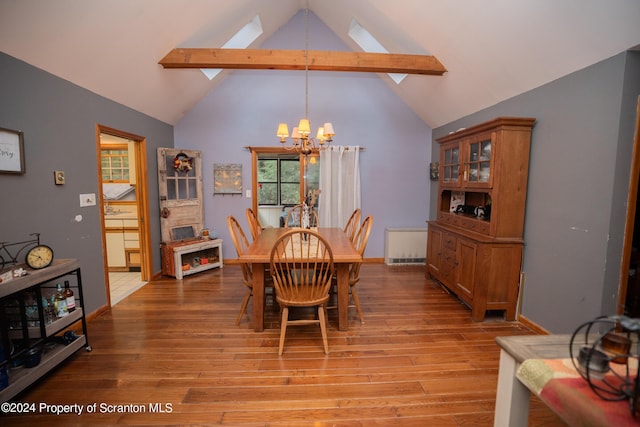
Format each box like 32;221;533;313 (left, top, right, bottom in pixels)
429;161;439;180
213;163;242;195
0;127;25;174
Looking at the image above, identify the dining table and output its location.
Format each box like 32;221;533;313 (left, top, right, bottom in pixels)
238;227;362;332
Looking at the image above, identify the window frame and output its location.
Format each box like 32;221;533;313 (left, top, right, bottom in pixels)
256;155;302;206
101;144;130;182
249;147;318;213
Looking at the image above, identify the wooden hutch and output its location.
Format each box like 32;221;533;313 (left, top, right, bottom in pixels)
426;117;535;321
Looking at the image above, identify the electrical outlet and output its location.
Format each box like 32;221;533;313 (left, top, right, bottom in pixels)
80;193;96;207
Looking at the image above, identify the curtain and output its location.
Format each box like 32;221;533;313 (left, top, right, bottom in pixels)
318;145;361;228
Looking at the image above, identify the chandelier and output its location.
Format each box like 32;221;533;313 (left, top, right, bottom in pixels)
276;1;335;155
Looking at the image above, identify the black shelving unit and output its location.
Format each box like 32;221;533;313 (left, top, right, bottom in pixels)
0;259;91;402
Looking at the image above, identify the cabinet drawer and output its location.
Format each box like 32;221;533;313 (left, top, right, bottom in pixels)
439;257;456;287
105;219;123;228
474;221;490;234
437;212;462;227
458;216;490;234
442;233;457;251
123;232;139;241
124;240;139;249
438;211;452;224
441;248;457;265
126;250;141;266
123;219;138;227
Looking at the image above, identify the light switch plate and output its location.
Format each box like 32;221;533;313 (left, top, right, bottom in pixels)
80;193;96;207
54;170;65;185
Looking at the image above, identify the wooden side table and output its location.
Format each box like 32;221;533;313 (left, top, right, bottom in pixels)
493;334;573;427
161;238;223;279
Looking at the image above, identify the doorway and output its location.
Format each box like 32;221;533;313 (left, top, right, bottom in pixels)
619;97;640;316
97;125;152;306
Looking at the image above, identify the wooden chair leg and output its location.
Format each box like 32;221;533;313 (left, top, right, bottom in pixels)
350;287;365;323
278;307;289;356
318;305;329;354
236;290;252;325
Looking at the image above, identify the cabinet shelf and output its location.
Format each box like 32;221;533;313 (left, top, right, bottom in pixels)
7;308;84;340
0;335;86;402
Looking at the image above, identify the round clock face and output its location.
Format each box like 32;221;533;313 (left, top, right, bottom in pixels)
26;245;54;269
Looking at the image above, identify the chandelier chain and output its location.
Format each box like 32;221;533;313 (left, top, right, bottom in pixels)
305;0;309;119
275;0;334;152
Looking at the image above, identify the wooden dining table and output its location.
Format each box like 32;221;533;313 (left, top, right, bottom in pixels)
238;227;362;332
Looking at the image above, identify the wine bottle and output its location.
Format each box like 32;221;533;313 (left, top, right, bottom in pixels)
64;280;75;312
54;283;68;318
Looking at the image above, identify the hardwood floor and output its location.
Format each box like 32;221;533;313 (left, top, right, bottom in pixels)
4;264;564;426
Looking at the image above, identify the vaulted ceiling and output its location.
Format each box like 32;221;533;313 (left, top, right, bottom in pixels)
1;0;639;128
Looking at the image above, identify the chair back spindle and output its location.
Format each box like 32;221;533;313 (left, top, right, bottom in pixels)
344;208;361;242
246;208;262;241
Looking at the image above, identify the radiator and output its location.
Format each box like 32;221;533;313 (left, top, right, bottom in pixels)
384;227;428;265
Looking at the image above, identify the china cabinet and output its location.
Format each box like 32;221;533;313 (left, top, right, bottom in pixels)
0;259;90;402
427;117;535;321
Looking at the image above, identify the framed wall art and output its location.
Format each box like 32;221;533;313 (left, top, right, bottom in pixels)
0;127;25;174
213;163;242;195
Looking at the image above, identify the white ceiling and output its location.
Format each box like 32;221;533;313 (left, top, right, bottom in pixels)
1;0;639;128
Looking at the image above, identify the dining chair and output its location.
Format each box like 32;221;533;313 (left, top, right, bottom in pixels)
269;228;334;355
245;207;262;241
284;204;319;228
328;215;373;323
227;215;270;325
343;208;361;242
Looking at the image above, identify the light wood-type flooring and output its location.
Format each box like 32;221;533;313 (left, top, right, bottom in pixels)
4;264;564;426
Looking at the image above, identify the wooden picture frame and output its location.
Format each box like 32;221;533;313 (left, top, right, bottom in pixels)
0;127;25;174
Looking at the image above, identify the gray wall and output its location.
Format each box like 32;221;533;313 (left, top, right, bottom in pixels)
0;52;173;315
174;10;433;261
432;51;640;333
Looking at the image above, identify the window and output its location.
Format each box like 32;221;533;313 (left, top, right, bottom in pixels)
250;148;320;221
257;155;300;205
163;154;198;201
101;146;129;182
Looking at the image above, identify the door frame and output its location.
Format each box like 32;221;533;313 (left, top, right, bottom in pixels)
618;96;640;314
96;125;152;306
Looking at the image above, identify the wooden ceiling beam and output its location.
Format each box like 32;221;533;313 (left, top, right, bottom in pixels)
158;48;447;76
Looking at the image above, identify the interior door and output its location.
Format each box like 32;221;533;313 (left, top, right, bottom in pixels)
157;148;204;242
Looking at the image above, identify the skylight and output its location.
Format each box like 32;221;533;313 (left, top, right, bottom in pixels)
348;19;406;85
201;15;263;80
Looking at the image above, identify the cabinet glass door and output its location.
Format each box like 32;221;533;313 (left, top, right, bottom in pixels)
442;144;460;185
466;134;492;187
